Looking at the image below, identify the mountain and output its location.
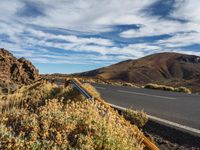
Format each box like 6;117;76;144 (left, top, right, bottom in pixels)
80;52;200;92
0;48;39;85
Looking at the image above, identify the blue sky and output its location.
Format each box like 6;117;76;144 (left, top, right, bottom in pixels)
1;0;200;74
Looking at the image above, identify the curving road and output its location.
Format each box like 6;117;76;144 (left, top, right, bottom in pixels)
91;83;200;135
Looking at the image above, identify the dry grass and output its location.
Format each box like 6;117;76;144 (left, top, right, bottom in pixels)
82;83;101;98
78;77;139;89
0;81;145;150
122;108;148;128
78;77;192;94
144;83;192;94
174;86;192;94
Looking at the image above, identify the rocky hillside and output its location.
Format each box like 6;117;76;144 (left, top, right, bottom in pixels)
80;52;200;92
0;48;39;85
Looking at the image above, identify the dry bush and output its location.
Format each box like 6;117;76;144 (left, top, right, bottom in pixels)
78;77;140;88
0;81;144;150
82;83;100;98
0;87;2;96
144;83;192;94
175;87;192;94
78;77;108;85
123;82;134;87
0;81;56;113
79;78;96;83
108;81;139;88
122;82;139;88
0;81;86;113
144;83;159;89
122;108;148;128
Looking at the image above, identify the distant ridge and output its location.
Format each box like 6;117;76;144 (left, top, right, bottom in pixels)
80;52;200;92
0;48;39;84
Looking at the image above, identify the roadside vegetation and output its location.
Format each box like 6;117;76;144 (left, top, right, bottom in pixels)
78;77;139;88
144;83;192;94
82;83;101;98
43;76;194;95
0;81;145;150
122;108;148;128
76;77;192;93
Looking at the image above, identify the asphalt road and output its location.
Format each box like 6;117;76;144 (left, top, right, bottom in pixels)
91;83;200;131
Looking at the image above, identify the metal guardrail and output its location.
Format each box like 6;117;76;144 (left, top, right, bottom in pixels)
71;78;160;150
71;79;93;99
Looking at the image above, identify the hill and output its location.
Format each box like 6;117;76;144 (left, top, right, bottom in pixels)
80;52;200;92
0;48;39;85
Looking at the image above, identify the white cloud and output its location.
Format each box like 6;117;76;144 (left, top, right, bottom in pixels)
1;0;200;68
171;0;200;23
0;0;22;20
1;0;200;40
27;29;113;46
157;32;200;47
119;0;200;39
0;0;157;32
120;17;200;38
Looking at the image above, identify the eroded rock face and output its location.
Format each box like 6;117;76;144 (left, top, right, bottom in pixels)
0;48;39;84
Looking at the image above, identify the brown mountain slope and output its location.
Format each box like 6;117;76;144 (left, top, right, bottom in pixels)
80;52;200;92
0;48;39;85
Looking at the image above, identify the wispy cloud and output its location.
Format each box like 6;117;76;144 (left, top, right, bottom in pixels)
0;0;200;73
157;32;200;48
171;0;200;23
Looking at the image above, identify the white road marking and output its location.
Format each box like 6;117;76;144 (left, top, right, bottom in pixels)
107;103;200;135
117;90;176;100
95;86;106;90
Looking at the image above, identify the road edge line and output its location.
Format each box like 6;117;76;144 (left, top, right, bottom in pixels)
107;103;200;136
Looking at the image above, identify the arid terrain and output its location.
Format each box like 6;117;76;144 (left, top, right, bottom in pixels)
1;0;200;149
1;49;200;149
0;50;149;149
0;48;39;85
80;52;200;93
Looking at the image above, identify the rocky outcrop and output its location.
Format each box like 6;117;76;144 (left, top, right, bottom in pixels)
0;48;39;85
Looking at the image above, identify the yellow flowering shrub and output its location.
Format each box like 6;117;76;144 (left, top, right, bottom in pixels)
0;81;144;150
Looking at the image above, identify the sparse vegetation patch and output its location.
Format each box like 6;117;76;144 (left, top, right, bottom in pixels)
144;83;192;94
0;81;145;150
122;108;148;128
